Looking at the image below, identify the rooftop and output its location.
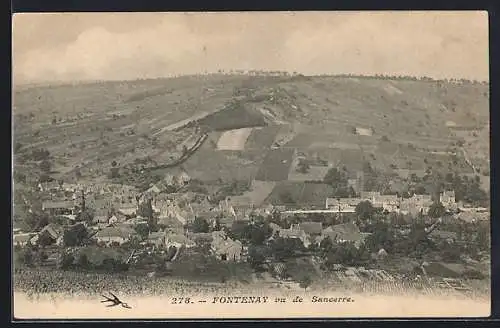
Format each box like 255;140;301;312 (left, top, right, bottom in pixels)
42;200;76;209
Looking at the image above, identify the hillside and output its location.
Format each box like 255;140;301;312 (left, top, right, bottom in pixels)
13;74;490;193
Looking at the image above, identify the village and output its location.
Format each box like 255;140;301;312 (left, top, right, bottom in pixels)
13;162;490;296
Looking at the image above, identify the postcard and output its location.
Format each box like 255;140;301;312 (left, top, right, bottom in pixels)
12;11;490;319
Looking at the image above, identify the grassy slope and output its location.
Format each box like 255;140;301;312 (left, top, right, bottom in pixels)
13;75;489;187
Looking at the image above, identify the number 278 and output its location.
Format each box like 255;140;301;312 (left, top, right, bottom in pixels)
171;297;192;304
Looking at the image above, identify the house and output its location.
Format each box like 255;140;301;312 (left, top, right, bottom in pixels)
117;203;137;216
42;200;77;216
177;171;191;186
108;215;119;225
299;222;323;236
218;200;237;218
95;226;135;245
62;183;79;192
93;208;111;225
211;231;243;262
122;217;148;226
146;184;162;195
320;223;363;248
372;194;401;212
377;248;388;260
400;194;433;215
13;233;36;247
360;191;381;201
165;233;196;249
157;201;191;226
278;225;311;248
37;223;64;245
325;198;361;212
212;215;237;229
347;179;360;194
147;230;167;248
440;191;456;208
355;127;373;136
269;222;282;236
38;181;61;192
189;232;214;246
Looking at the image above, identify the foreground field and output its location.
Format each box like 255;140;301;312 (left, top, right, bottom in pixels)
14;267;489;299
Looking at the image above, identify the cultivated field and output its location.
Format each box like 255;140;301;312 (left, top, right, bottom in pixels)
216;128;254;151
255;148;295;182
229;180;277;206
244;126;281;150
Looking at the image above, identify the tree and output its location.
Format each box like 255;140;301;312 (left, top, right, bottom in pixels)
355;201;375;221
111;160;117;167
476;224;490;252
37;232;55;247
428;202;446;218
138;199;153;219
297;160;310;174
364;222;395;253
271;237;296;260
39;160;52;173
74;167;82;179
214;218;222;231
155;256;169;276
77;208;95;225
135;224;150;240
24;212;49;232
77;253;91;269
319;236;334;255
58;252;75;270
63;224;88;247
20;248;34;267
110;167;120;178
248;245;267;271
192;217;210;233
299;275;312;291
324;168;344;186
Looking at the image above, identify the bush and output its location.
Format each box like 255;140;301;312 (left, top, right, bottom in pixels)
428;202;446;218
299;275;312;291
77;253;91;269
58;253;75;270
192;217;210;233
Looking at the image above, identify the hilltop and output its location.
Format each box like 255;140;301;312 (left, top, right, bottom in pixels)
13;74;489;195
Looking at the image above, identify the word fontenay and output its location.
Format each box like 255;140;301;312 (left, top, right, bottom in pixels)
212;296;269;304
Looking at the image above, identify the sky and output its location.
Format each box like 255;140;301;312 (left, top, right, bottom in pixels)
12;11;489;84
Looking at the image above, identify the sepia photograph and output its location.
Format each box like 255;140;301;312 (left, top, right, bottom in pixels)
12;11;490;319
